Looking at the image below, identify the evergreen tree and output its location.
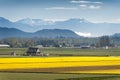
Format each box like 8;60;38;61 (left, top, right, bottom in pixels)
99;36;110;47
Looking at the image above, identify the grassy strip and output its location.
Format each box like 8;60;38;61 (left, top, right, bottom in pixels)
57;76;120;80
0;65;120;74
0;72;119;80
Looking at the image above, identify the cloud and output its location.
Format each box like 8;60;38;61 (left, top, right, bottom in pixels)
88;5;101;9
79;5;101;9
75;31;92;37
116;19;120;21
45;7;77;10
71;0;102;10
71;0;102;4
101;18;120;23
43;19;67;22
71;0;91;4
79;4;87;8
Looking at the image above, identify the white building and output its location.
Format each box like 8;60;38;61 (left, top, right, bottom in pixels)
0;44;10;48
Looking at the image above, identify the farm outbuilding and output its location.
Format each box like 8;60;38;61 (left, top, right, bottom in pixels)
0;44;10;48
26;47;41;56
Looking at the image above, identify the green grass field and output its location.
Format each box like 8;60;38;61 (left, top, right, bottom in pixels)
42;48;120;56
0;48;26;55
0;48;120;57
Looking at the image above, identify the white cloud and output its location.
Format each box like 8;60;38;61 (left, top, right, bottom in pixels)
71;0;102;10
71;0;102;4
71;0;90;4
80;5;101;9
116;19;120;22
94;2;102;4
86;18;120;23
80;4;87;8
43;19;67;22
102;18;120;23
45;7;77;10
75;31;92;37
88;5;101;9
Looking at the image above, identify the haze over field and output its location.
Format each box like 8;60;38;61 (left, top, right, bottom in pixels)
0;0;120;37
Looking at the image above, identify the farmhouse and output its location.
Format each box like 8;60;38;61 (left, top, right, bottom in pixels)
26;47;41;56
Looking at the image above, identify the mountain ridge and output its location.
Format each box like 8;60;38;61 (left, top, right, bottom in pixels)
0;27;80;38
1;17;120;36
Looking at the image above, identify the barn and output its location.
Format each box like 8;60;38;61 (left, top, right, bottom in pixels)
26;47;41;56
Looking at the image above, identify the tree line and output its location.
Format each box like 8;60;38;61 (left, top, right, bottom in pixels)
0;36;117;48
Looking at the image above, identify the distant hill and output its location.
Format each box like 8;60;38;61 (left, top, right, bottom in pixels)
110;33;120;42
0;27;80;38
112;33;120;37
0;27;31;38
34;29;80;38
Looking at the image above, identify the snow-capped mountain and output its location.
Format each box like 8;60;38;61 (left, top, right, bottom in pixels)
16;18;54;26
1;17;120;37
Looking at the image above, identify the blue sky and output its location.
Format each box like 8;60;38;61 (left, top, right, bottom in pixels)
0;0;120;23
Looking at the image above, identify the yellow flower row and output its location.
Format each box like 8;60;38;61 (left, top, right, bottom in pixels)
0;56;120;63
0;57;120;69
0;57;120;74
66;69;120;74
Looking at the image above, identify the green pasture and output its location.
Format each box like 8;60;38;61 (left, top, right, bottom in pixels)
0;48;120;57
42;48;120;56
0;73;119;80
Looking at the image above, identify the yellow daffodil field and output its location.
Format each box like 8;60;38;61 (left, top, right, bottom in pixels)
0;56;120;74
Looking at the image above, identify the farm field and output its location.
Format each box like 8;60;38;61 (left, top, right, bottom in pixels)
1;48;120;56
0;48;120;80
